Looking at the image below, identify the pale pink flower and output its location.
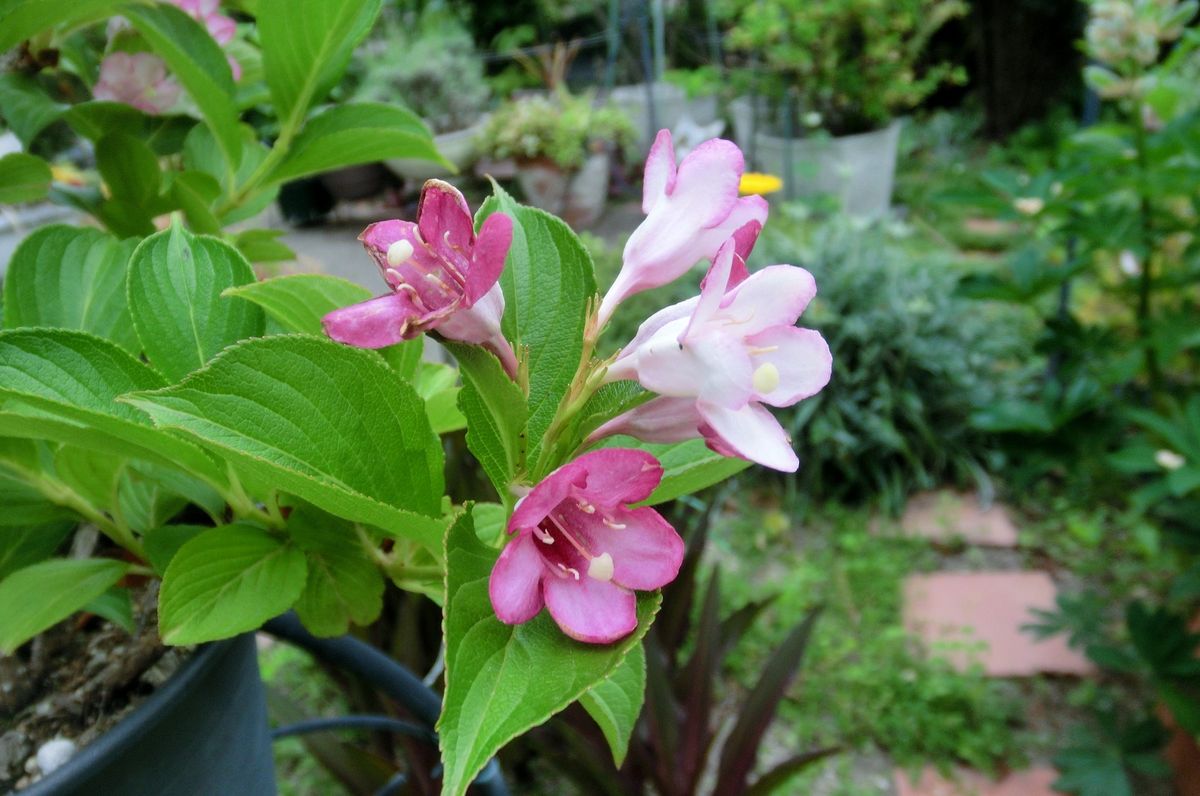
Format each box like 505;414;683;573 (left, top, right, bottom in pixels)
597;240;832;472
322;180;517;375
489;448;684;643
93;52;181;115
597;129;769;327
165;0;242;79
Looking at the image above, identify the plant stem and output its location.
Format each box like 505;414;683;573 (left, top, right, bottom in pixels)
1131;104;1162;394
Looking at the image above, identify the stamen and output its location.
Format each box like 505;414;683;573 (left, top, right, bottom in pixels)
385;267;404;284
577;500;595;514
386;239;414;267
544;513;595;561
602;517;626;530
424;272;451;290
748;345;780;355
557;563;580;580
533;526;554;544
587;552;614;582
753;362;781;394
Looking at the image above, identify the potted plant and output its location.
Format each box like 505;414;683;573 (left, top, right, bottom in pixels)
359;10;493;182
477;91;635;227
723;0;966;216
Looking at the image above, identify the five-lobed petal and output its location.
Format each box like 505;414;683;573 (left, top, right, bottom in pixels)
488;449;684;644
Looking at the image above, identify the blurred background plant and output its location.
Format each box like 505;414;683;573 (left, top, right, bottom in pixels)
476;91;636;168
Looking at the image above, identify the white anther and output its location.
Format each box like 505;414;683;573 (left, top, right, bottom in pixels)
577;500;595;514
602;517;626;530
386;239;414;267
752;362;781;394
748;345;780;356
557;563;580;580
534;527;554;544
587;552;614;582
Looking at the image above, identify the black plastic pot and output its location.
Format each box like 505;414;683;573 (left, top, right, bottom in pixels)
24;634;276;796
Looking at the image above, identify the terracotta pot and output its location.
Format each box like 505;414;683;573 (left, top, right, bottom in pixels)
515;150;611;228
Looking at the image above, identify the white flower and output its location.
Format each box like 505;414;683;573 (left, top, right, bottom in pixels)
1156;449;1186;470
1014;197;1045;216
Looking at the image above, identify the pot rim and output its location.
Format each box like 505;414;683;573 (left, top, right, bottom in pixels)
20;637;238;795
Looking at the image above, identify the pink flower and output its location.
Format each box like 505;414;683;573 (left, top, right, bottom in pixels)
322;180;517;375
597;129;769;327
597;239;832;472
489;448;684;643
93;52;181;115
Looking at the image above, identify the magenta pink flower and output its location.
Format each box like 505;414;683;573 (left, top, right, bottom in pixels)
323;180;518;375
93;52;181;115
489;448;684;643
597;129;769;327
597;240;832;472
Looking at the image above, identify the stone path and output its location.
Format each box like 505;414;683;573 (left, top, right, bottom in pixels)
893;490;1078;796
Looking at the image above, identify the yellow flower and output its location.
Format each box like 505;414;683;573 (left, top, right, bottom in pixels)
739;172;783;196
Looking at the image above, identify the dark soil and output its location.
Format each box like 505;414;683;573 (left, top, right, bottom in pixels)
0;582;190;791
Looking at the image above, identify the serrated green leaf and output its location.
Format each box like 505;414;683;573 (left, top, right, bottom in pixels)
127;221;265;381
0;558;128;653
0;329;226;487
85;586;134;632
579;642;646;767
123;2;241;173
477;186;597;472
224;273;371;335
0;152;51;203
123;335;447;550
287;503;383;637
0;73;67;148
258;0;381;123
265;103;446;185
0;521;75;580
439;506;659;796
445;343;527;496
159;523;306;644
0;0;125;51
143;524;209;575
2;225;139;353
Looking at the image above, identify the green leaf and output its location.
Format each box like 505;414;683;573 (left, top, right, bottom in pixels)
257;0;382;124
85;586;134;632
0;329;225;486
0;470;76;528
143;524;209;575
96;132;162;205
444;343;527;496
265;103;446;185
123;335;447;549
0;558;128;654
425;386;467;435
232;228;295;263
477;185;597;471
123;2;241;173
224;273;371;336
0;521;75;580
159;523;306;644
380;337;424;382
127;221;265;381
0;152;51;203
0;73;67;148
579;642;646;767
170;170;223;234
287;503;383;637
3;225;140;353
0;0;125;52
439;506;659;796
601;438;750;505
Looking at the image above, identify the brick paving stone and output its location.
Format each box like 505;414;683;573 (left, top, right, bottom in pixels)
900;491;1020;548
894;766;1063;796
902;571;1093;676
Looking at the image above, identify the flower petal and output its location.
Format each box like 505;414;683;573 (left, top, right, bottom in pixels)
589;396;702;445
573;448;663;505
698;400;799;472
746;326;832;407
685;239;736;340
566;505;684;591
509;460;589;534
606;296;699;382
489;533;545;625
717;265;817;333
672;138;744;229
642;129;677;214
543;574;638;643
694;195;768;268
322;292;423;348
417;179;475;257
466;212;512;305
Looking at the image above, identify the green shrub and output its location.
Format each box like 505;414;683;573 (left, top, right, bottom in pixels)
476;91;636;169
